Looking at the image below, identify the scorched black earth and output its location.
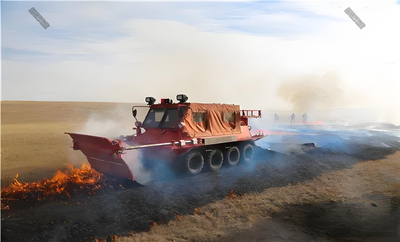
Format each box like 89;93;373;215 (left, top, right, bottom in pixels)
2;124;400;241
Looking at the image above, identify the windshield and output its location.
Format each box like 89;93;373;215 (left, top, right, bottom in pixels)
143;108;179;128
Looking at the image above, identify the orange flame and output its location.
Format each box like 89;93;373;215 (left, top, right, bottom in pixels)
170;211;183;222
226;190;237;199
1;164;103;210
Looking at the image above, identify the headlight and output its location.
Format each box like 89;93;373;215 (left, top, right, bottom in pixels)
145;97;156;105
176;94;188;103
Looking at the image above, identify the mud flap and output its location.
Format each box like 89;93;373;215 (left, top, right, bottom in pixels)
66;132;135;180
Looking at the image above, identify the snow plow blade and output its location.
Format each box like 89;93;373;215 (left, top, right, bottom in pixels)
65;132;135;180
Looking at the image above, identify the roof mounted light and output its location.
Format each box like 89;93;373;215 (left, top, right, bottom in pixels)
145;97;156;105
176;94;188;103
161;98;173;104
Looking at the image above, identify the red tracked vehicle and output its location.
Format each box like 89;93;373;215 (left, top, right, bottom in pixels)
66;94;268;181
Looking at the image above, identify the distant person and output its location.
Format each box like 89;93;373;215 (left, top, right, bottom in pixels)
290;113;295;125
302;113;308;123
274;113;279;123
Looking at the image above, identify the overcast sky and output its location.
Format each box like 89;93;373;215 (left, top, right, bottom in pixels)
1;0;399;122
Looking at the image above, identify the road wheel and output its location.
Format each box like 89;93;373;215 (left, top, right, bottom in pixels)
185;151;204;174
224;146;240;166
206;149;224;171
240;143;254;163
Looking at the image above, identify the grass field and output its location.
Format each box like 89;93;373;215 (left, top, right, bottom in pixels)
2;101;399;242
1;101;140;187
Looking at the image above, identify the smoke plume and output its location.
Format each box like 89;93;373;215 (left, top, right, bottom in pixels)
277;71;345;113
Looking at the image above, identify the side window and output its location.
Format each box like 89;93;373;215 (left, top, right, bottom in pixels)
223;112;236;122
192;112;206;123
224;112;237;129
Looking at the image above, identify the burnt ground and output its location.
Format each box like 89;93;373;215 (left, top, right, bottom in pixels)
218;198;400;242
1;125;400;242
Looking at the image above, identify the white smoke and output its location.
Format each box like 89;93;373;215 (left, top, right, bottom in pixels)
122;150;153;185
75;103;153;184
78;104;137;138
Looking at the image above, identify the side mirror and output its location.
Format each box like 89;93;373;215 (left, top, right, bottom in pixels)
132;109;137;118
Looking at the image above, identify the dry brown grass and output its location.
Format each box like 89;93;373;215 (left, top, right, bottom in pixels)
118;152;400;242
1;101;137;187
2;101;399;241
